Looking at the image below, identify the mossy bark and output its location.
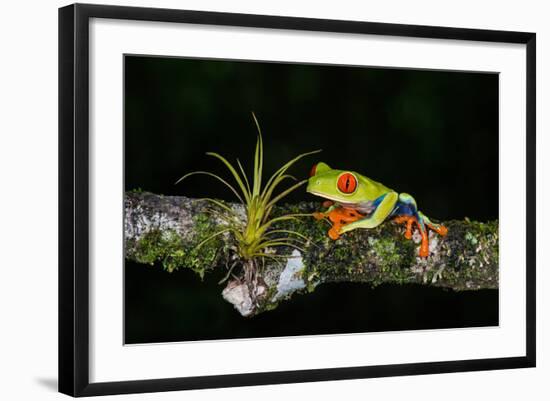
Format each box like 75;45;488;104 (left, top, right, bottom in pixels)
125;191;498;317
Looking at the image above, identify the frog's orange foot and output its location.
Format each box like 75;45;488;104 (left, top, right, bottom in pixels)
312;212;325;221
394;215;431;257
427;223;448;236
393;216;415;240
328;227;341;240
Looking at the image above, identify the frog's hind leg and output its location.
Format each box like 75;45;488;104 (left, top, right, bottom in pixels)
392;194;449;257
392;193;430;257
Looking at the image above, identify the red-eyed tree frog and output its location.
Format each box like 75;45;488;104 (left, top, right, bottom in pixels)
306;162;448;258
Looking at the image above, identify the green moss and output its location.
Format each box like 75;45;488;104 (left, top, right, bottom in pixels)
368;237;401;270
306;278;319;293
429;219;499;290
465;231;478;245
131;212;228;279
193;212;216;235
263;302;279;312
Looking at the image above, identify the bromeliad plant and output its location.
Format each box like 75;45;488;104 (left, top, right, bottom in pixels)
176;113;320;296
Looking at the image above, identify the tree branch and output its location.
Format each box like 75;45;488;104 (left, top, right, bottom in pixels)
125;192;498;317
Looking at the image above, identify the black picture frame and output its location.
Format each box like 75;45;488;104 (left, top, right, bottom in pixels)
59;3;536;397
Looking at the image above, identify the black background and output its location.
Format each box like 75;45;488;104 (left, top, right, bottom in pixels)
124;55;498;344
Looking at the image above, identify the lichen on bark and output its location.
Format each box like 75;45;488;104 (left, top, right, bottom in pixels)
125;193;230;278
125;191;498;316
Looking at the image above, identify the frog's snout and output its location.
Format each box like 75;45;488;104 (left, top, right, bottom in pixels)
306;177;321;193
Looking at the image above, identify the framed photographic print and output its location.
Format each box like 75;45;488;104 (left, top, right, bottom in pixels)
58;3;536;397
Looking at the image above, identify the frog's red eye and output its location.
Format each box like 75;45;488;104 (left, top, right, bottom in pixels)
309;164;317;177
337;173;357;194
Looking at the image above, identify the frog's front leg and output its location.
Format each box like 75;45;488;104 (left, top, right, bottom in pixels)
339;192;399;233
314;205;365;240
312;202;337;221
